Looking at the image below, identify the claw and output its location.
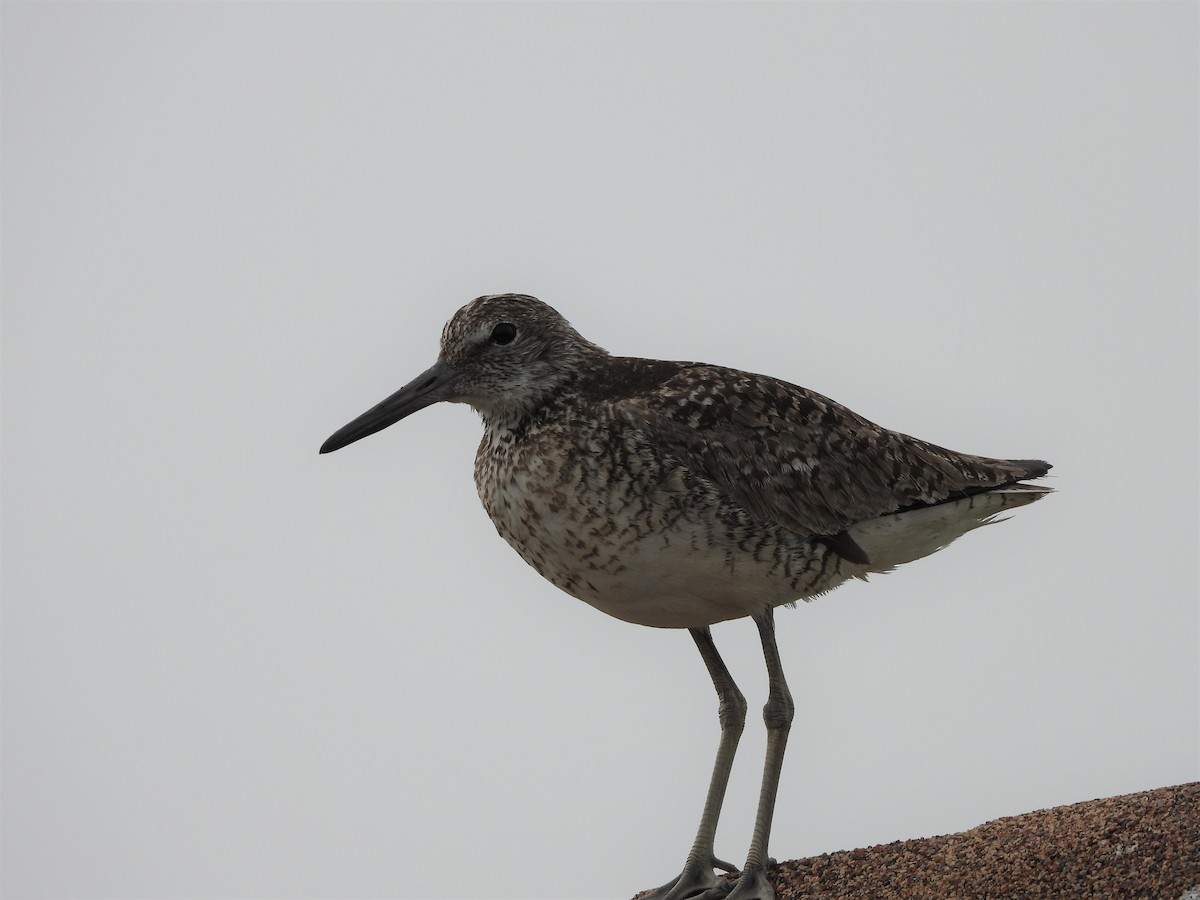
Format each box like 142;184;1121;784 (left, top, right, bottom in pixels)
638;855;738;900
723;866;774;900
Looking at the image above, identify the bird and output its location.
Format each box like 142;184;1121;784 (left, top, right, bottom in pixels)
320;293;1052;900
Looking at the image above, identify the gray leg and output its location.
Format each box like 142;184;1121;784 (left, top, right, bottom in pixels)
642;627;747;900
725;607;794;900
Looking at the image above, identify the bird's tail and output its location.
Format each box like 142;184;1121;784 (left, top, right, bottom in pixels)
847;483;1053;575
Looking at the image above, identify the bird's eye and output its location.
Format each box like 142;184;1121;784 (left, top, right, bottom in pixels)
490;322;518;345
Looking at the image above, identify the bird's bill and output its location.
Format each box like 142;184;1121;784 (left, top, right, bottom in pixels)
319;359;462;454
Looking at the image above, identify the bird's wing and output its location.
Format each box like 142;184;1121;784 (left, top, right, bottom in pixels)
617;364;1048;542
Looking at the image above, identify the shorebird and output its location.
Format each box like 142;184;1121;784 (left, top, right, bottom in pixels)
320;293;1052;900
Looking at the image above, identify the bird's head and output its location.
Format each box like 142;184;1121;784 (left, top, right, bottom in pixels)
320;293;606;453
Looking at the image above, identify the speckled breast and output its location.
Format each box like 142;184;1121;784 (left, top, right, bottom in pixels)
472;413;838;629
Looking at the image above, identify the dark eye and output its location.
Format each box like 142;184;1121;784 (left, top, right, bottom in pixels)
490;322;518;345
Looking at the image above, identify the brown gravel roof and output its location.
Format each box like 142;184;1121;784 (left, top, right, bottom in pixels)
634;782;1199;899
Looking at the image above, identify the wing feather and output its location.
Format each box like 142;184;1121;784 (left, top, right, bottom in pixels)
616;364;1049;540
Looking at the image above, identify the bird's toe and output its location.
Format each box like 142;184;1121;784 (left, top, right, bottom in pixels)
636;856;737;900
723;866;775;900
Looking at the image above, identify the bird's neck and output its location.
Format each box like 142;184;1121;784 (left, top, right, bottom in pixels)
476;341;611;435
476;384;574;436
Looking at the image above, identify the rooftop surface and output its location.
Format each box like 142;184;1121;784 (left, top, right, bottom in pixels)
635;782;1199;899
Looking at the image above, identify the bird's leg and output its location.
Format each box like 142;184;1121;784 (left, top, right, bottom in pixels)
724;608;794;900
641;626;746;900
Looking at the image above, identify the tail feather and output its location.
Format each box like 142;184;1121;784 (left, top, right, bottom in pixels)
848;484;1052;575
1007;458;1053;479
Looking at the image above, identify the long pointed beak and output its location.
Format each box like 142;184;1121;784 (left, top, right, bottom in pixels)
319;359;462;454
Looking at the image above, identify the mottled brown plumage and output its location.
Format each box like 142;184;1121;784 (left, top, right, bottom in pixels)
320;293;1052;900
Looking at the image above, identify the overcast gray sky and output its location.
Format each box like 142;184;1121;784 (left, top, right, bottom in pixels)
3;3;1197;899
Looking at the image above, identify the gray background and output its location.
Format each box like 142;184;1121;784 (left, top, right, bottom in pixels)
3;3;1196;899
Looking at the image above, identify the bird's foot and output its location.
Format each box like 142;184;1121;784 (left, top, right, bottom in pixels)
637;854;739;900
723;861;776;900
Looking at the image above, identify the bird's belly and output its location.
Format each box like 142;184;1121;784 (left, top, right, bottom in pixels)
477;459;842;628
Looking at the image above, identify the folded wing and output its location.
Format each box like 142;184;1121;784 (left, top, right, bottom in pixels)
617;364;1050;562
